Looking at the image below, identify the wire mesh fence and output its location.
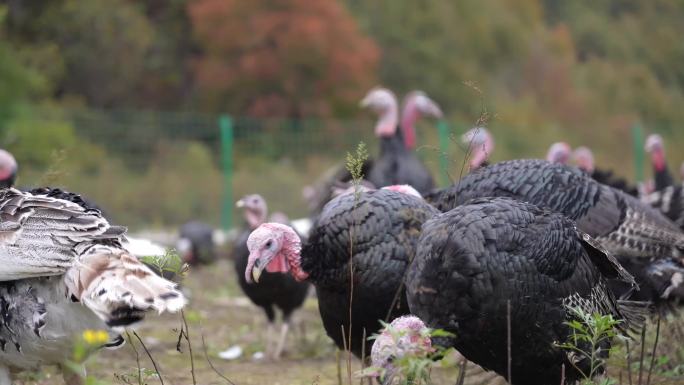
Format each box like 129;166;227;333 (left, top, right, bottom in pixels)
6;105;672;231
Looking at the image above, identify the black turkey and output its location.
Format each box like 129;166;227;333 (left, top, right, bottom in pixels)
645;134;674;191
393;197;643;385
177;220;215;265
642;183;684;231
0;187;185;384
573;146;639;197
245;187;438;357
361;88;439;195
429;159;684;306
233;194;309;359
303;89;441;217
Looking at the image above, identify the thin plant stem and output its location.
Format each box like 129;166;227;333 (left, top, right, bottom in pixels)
625;339;633;385
637;324;647;385
181;310;197;385
132;331;165;385
125;331;143;385
645;317;661;385
359;327;367;385
507;300;512;384
455;359;467;385
336;349;343;385
199;331;237;385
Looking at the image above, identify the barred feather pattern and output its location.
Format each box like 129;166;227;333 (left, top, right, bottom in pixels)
428;159;684;303
406;197;642;385
642;184;684;230
0;187;186;375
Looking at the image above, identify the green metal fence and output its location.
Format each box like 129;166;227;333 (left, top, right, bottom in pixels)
6;105;678;231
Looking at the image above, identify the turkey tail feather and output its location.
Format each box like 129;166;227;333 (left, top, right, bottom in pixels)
65;247;186;328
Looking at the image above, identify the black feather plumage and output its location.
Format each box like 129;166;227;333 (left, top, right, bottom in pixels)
233;229;309;323
429;159;684;305
367;129;434;195
302;189;438;357
406;197;643;385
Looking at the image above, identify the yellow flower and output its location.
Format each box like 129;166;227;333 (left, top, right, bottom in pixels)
82;329;109;345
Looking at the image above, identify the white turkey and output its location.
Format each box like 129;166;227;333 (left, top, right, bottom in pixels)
0;187;185;384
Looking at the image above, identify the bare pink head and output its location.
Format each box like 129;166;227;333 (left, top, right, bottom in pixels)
573;146;595;173
645;134;667;171
236;194;268;229
546;142;572;164
381;184;422;199
462;127;494;170
360;87;399;139
401;91;443;149
0;150;17;187
245;223;308;283
371;315;433;379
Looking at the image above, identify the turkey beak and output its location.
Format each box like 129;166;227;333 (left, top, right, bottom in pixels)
250;253;273;284
236;199;245;208
252;261;264;283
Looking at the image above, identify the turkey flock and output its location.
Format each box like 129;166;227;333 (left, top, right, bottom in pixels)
0;87;682;385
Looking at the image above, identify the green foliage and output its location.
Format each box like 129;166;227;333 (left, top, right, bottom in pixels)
139;251;189;282
555;306;622;384
345;141;368;198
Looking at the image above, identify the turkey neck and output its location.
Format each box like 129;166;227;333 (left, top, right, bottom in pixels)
379;127;409;157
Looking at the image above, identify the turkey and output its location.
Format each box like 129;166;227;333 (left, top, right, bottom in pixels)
245;187;438;357
461;127;494;171
177;220;216;265
573;146;639;197
645;134;674;191
546;141;572;164
0;150;17;189
362;88;440;195
641;183;684;231
233;194;309;359
428;159;684;306
302;88;440;217
0;187;185;385
376;197;643;385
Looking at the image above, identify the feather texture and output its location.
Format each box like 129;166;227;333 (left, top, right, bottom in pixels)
429;159;684;303
407;197;643;385
0;187;185;379
302;189;438;357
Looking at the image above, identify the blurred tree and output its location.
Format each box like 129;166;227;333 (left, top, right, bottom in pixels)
40;0;155;108
0;5;47;130
187;0;379;117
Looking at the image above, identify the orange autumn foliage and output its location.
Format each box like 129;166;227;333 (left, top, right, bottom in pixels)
188;0;379;117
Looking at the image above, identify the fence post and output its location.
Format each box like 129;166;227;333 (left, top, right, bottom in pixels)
437;120;451;186
219;115;234;230
631;123;644;183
